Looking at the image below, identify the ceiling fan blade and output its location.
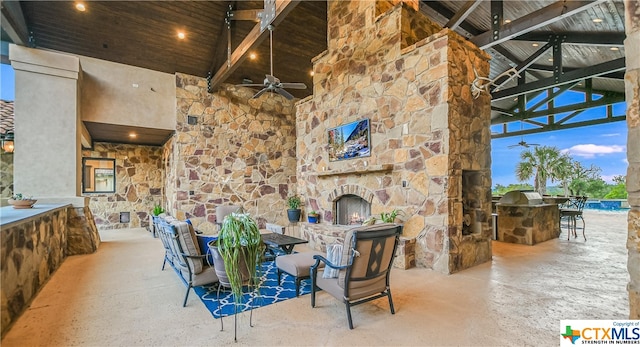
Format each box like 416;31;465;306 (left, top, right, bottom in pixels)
252;88;270;99
280;82;307;90
237;83;267;87
275;87;294;100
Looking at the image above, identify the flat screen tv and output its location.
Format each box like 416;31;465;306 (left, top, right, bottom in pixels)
328;118;371;162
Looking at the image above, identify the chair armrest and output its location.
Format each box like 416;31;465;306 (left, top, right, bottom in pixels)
311;254;349;272
181;253;207;260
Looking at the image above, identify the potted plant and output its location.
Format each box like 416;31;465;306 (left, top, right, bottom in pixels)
208;211;265;301
8;193;37;209
286;194;302;222
307;210;319;224
379;208;404;223
152;204;165;216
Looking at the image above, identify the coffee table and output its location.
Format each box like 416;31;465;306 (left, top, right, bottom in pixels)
261;233;308;255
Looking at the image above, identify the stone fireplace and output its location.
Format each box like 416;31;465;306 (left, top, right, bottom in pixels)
295;1;493;274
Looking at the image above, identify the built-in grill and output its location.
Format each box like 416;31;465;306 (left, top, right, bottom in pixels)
497;190;543;205
495;190;560;245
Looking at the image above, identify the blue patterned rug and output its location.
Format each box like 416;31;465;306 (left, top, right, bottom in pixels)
193;260;312;318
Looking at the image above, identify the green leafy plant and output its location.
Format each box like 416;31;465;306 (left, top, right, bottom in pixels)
152;204;165;216
217;212;265;303
379;209;404;223
11;193;34;201
308;210;318;216
287;195;301;210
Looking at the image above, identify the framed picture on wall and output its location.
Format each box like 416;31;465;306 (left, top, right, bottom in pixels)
328;118;371;162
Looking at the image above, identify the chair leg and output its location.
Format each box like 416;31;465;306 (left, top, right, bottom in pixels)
580;216;586;241
183;284;191;307
387;289;395;314
295;277;301;297
311;287;316;307
346;301;354;329
277;268;281;284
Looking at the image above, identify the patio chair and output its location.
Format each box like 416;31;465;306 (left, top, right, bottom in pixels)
310;223;402;329
559;196;588;241
158;220;219;306
216;205;241;231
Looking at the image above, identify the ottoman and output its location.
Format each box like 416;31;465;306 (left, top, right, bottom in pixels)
275;251;324;297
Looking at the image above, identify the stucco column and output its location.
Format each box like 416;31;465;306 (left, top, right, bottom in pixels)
9;44;82;198
624;0;640;319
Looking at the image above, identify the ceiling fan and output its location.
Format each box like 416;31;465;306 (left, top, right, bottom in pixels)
239;25;307;100
507;139;540;149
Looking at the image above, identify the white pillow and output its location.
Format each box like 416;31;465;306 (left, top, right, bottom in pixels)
322;243;343;279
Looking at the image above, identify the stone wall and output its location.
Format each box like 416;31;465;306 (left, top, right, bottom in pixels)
296;2;492;274
0;153;13;205
82;142;164;230
497;204;560;245
624;0;640;319
1;206;68;336
168;74;298;234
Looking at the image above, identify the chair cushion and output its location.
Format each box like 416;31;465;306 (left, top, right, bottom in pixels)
171;221;203;274
276;251;324;278
191;265;219;287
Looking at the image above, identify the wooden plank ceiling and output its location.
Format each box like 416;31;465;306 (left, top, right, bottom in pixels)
0;0;626;145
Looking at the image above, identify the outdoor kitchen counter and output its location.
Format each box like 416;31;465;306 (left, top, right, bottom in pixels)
0;203;70;227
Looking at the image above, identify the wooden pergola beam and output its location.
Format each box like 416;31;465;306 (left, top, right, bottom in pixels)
445;0;481;30
208;0;300;92
472;0;607;50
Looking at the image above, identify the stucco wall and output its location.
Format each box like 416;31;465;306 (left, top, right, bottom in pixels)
79;56;175;130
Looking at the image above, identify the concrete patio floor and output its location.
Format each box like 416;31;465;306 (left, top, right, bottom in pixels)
1;210;630;346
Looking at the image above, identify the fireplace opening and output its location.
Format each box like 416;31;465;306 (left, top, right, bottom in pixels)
335;194;371;225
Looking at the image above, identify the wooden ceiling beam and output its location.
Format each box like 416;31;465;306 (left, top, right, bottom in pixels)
512;31;626;46
472;0;608;50
1;0;30;45
445;0;481;30
208;0;300;93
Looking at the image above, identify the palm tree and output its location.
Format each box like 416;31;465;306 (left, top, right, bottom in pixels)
515;146;567;195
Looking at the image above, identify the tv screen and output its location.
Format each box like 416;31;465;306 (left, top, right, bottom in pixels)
328;119;371;162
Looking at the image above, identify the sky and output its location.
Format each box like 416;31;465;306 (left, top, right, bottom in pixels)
0;63;629;187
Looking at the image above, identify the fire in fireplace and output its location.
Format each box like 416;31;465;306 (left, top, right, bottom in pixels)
335;194;371;225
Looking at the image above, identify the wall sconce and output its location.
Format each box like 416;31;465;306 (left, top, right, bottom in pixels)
1;132;14;153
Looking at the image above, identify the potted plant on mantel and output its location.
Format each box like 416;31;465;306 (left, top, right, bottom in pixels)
287;194;302;222
8;193;37;209
307;210;319;224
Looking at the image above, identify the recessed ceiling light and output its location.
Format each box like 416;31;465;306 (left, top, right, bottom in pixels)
548;58;553;61
249;52;257;60
610;47;619;51
129;133;137;138
592;18;603;23
504;19;511;24
532;43;539;47
177;32;186;40
310;70;315;76
75;3;86;11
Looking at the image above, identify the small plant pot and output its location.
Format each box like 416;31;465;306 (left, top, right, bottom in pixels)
307;215;319;224
8;199;37;209
287;209;301;222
